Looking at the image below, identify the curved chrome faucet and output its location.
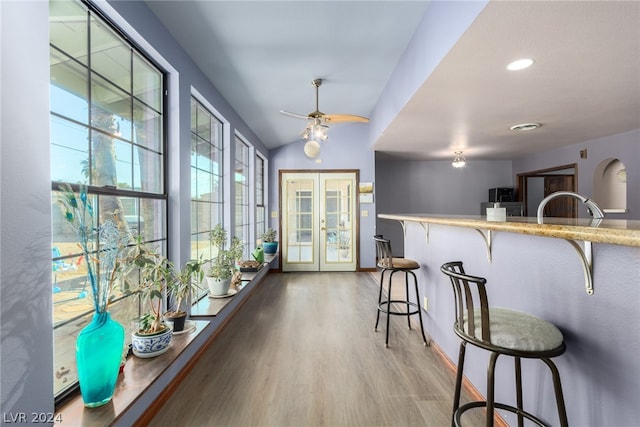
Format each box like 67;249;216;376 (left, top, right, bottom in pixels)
537;191;605;224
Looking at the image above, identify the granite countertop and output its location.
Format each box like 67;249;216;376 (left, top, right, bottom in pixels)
378;213;640;247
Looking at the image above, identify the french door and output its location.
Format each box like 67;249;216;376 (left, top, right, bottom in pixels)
281;172;357;272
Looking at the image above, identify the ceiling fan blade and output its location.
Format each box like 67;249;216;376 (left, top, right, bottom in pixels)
323;114;369;124
280;110;311;120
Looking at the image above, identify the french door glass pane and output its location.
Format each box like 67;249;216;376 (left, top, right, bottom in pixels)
324;179;353;263
286;180;314;263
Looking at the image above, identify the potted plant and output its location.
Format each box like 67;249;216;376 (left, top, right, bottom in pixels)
261;227;278;254
123;240;174;358
164;257;205;332
206;224;243;296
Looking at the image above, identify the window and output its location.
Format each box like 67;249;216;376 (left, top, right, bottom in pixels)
190;97;224;295
255;154;266;240
234;136;250;258
50;0;166;399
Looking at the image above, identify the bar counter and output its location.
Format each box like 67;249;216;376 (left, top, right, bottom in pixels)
378;213;640;427
378;213;640;247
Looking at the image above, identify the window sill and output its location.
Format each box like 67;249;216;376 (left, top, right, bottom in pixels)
53;256;277;426
55;320;209;426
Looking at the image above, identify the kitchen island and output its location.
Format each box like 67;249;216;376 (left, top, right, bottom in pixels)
378;213;640;427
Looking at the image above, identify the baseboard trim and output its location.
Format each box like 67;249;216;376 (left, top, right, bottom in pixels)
430;340;509;427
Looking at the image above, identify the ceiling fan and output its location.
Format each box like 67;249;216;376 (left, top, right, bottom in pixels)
280;79;370;125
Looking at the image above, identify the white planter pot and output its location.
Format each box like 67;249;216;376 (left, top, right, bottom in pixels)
207;276;231;296
131;324;172;358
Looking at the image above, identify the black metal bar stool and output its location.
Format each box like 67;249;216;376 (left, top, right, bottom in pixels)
440;261;568;427
373;235;427;348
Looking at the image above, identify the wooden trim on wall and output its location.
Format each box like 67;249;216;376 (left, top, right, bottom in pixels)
431;341;509;427
516;163;578;215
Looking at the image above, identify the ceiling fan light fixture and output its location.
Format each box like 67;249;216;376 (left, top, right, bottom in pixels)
452;151;467;168
311;123;329;141
506;58;535;71
510;122;541;131
304;140;321;159
302;120;329;142
282;78;369;157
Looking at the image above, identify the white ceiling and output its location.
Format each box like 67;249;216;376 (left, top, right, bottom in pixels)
146;0;640;161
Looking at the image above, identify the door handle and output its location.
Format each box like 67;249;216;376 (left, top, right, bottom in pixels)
321;227;326;231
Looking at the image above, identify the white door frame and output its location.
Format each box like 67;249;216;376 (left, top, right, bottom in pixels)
280;170;359;272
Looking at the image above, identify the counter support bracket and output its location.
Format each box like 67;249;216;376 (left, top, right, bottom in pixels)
565;239;594;295
475;229;493;263
419;222;430;246
399;221;431;249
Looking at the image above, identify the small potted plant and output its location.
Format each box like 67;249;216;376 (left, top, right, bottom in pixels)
260;228;278;255
123;240;174;358
165;257;204;332
206;224;243;296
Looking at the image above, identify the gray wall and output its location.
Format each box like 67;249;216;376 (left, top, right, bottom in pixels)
1;0;54;418
375;156;513;256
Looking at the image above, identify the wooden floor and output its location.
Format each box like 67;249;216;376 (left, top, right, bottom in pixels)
150;272;486;426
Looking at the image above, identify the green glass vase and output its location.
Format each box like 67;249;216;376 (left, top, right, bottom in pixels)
76;311;125;407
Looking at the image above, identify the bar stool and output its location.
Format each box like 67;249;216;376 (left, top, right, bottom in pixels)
440;261;568;427
373;235;427;348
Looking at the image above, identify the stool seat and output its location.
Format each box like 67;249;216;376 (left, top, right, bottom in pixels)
373;236;427;348
377;257;420;270
441;261;568;427
461;308;564;354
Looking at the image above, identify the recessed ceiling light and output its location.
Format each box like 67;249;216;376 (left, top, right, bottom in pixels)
510;122;541;131
506;58;535;71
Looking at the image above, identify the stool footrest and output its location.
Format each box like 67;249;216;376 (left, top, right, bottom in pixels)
455;401;546;427
378;300;420;316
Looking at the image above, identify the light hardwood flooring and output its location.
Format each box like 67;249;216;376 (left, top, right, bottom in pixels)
150;272;486;426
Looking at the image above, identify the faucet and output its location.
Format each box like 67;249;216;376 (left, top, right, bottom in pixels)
537;191;605;224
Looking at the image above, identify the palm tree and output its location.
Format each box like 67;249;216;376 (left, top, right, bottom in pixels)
91;106;129;233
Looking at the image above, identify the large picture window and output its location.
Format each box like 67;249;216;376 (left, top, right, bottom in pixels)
234;136;250;258
190;97;224;296
255;154;266;239
50;0;166;399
